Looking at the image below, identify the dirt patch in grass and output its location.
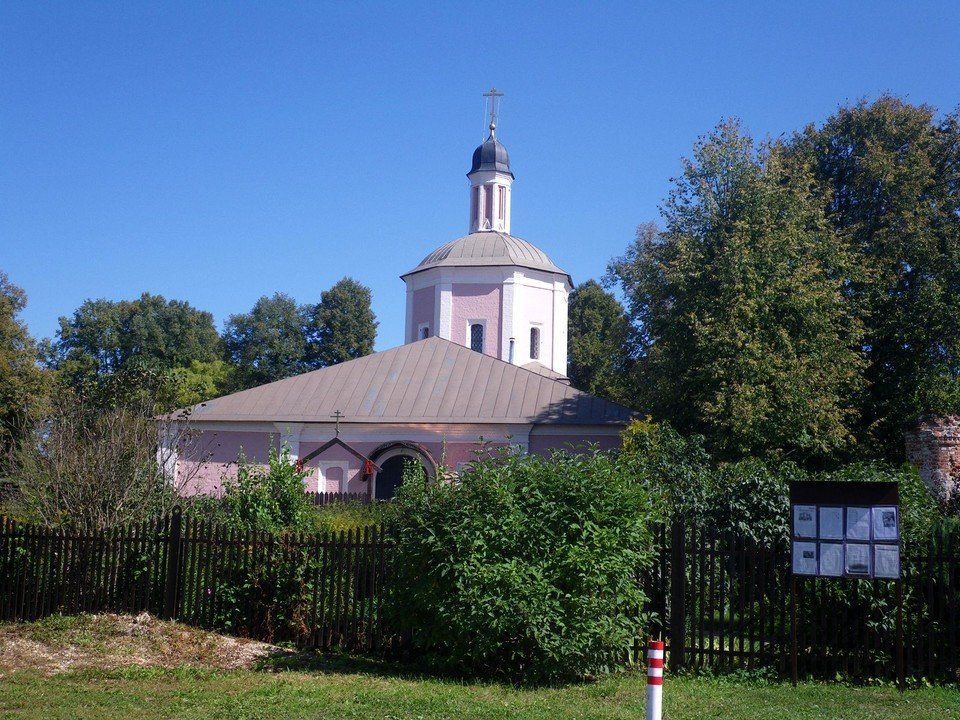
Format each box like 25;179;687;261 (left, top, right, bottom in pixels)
0;613;295;677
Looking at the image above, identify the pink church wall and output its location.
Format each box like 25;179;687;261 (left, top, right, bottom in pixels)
516;283;555;363
177;431;276;497
411;287;435;338
450;283;502;357
176;428;516;498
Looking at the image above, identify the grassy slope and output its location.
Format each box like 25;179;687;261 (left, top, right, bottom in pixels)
0;615;956;720
0;668;958;720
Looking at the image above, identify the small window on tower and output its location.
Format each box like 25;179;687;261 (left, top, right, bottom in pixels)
470;323;485;353
418;324;430;340
484;185;493;227
498;186;506;221
530;327;541;360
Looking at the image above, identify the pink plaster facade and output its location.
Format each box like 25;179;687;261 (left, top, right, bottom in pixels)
411;287;435;339
177;431;276;497
450;283;502;357
174;424;623;498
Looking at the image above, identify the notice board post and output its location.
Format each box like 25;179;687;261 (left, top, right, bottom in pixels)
789;481;904;690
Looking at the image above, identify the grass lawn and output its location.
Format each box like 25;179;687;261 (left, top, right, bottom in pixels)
1;665;958;720
0;614;956;720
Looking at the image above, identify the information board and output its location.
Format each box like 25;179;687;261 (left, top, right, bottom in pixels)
789;481;900;579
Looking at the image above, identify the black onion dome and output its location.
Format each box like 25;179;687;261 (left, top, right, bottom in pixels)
469;135;513;177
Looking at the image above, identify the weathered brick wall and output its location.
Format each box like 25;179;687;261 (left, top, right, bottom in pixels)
905;415;960;503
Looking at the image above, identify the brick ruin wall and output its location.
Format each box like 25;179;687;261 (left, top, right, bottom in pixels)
905;415;960;504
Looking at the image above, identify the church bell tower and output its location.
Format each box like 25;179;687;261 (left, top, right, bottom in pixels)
401;89;572;376
467;88;513;234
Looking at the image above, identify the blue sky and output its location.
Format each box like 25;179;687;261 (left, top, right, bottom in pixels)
3;2;959;350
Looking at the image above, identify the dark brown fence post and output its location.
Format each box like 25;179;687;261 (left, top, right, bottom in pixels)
669;517;686;669
163;508;183;619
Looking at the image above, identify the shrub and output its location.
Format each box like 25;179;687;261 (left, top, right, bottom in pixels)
386;450;661;683
620;419;712;519
216;445;311;532
708;458;799;545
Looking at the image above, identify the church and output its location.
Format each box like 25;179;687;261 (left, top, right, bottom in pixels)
170;96;635;500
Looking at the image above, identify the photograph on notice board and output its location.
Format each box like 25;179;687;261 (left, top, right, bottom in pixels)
818;506;844;540
872;506;899;541
845;506;871;541
792;541;818;575
818;542;843;576
874;544;901;579
844;542;872;577
793;504;817;538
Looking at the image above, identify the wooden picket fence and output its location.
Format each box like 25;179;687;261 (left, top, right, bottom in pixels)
0;510;393;650
650;520;960;683
306;492;371;506
1;510;958;681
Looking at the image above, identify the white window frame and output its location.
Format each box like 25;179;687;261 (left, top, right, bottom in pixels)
317;460;350;493
467;319;487;353
418;322;431;340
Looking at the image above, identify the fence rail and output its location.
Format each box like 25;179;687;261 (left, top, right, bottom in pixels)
0;510;392;651
306;492;371;506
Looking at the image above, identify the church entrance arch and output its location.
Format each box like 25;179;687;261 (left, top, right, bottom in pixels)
370;442;436;501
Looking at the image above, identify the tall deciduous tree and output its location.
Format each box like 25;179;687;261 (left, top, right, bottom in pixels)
306;277;377;367
567;280;632;403
790;96;960;457
608;120;864;461
223;293;309;389
0;272;46;468
47;293;221;384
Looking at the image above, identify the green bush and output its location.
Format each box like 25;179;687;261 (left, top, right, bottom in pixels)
386;450;662;683
217;445;311;532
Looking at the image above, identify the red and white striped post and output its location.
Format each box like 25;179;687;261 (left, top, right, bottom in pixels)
646;639;664;720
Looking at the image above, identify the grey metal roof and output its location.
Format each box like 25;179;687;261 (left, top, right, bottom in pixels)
521;361;570;384
469;135;513;177
186;336;634;426
402;232;570;281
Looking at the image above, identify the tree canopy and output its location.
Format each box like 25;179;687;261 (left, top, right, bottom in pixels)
224;279;378;390
223;293;309;389
46;293;222;385
0;272;46;468
608;120;864;461
305;277;378;367
566;280;632;403
789;96;960;456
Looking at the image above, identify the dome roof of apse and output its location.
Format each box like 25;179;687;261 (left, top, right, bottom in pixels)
469;135;513;177
401;232;571;282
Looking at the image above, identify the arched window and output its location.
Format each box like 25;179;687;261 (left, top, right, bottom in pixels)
530;326;541;360
418;324;430;340
470;323;484;353
483;185;493;227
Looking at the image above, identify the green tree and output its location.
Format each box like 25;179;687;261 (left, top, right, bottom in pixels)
223;293;309;389
790;96;960;457
305;277;377;367
566;280;631;402
168;359;235;408
47;293;221;385
0;272;46;468
608;120;864;461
